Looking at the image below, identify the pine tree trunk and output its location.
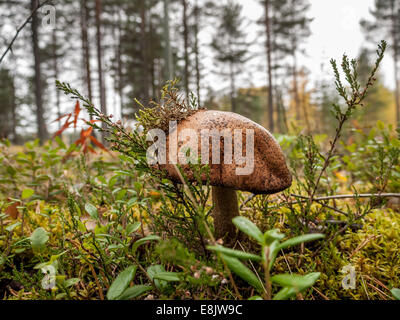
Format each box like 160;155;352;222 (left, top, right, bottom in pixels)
292;52;301;121
390;0;400;129
229;56;236;113
301;78;311;133
52;29;61;129
31;0;48;144
117;12;124;117
140;0;150;103
182;0;190;102
10;77;17;143
264;0;274;132
80;0;93;107
163;0;173;80
194;0;201;106
149;17;157;100
95;0;107;141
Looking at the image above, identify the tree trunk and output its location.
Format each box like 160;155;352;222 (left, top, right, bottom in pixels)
182;0;190;102
212;186;239;242
80;0;93;106
163;0;173;80
10;77;17;143
292;49;301;121
264;0;274;132
117;11;124;117
140;0;150;103
194;0;201;106
149;17;157;100
95;0;107;141
52;28;61;129
390;0;400;130
300;76;311;133
31;0;48;144
229;60;236;113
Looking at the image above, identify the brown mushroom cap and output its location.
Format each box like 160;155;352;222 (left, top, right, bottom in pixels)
160;109;292;194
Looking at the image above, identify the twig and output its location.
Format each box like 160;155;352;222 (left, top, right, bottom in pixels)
291;193;400;202
244;193;400;214
360;275;370;300
240;194;257;210
349;235;381;259
0;0;50;64
312;286;329;300
88;264;104;300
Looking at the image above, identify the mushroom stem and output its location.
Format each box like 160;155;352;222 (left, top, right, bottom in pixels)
212;186;239;241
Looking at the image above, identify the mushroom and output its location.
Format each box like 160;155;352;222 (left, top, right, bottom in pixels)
159;110;292;241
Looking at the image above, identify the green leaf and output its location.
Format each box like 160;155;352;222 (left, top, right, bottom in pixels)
132;235;160;253
54;136;66;149
30;227;49;251
278;234;325;250
377;120;385;131
85;203;98;220
153;272;182;282
248;295;263;300
207;245;262;261
273;287;297;300
118;285;153;300
221;254;264;291
107;265;137;300
271;272;320;291
147;265;168;290
5;222;20;232
232;217;264;243
126;222;141;235
391;288;400;300
21;188;34;199
64;278;80;288
264;229;285;245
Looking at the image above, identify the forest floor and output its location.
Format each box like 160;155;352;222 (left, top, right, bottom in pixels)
0;123;399;300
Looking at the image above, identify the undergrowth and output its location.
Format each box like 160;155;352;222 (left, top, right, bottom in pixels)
0;41;399;300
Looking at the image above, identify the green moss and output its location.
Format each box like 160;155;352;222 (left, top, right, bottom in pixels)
270;208;400;300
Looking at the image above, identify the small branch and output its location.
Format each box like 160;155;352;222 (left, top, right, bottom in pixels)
88;264;104;300
291;193;400;202
241;193;400;212
240;193;257;210
0;0;50;65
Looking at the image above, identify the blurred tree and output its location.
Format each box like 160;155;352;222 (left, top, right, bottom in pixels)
361;0;400;129
259;0;312;129
261;0;274;131
192;0;201;105
182;0;190;101
95;0;107;141
211;0;250;113
0;68;17;141
31;0;48;143
80;0;93;111
354;48;394;127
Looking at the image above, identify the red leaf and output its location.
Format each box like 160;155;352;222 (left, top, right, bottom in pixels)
53;114;72;138
87;145;97;154
90;135;108;151
81;127;93;138
52;113;71;123
5;198;21;219
73;101;81;129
